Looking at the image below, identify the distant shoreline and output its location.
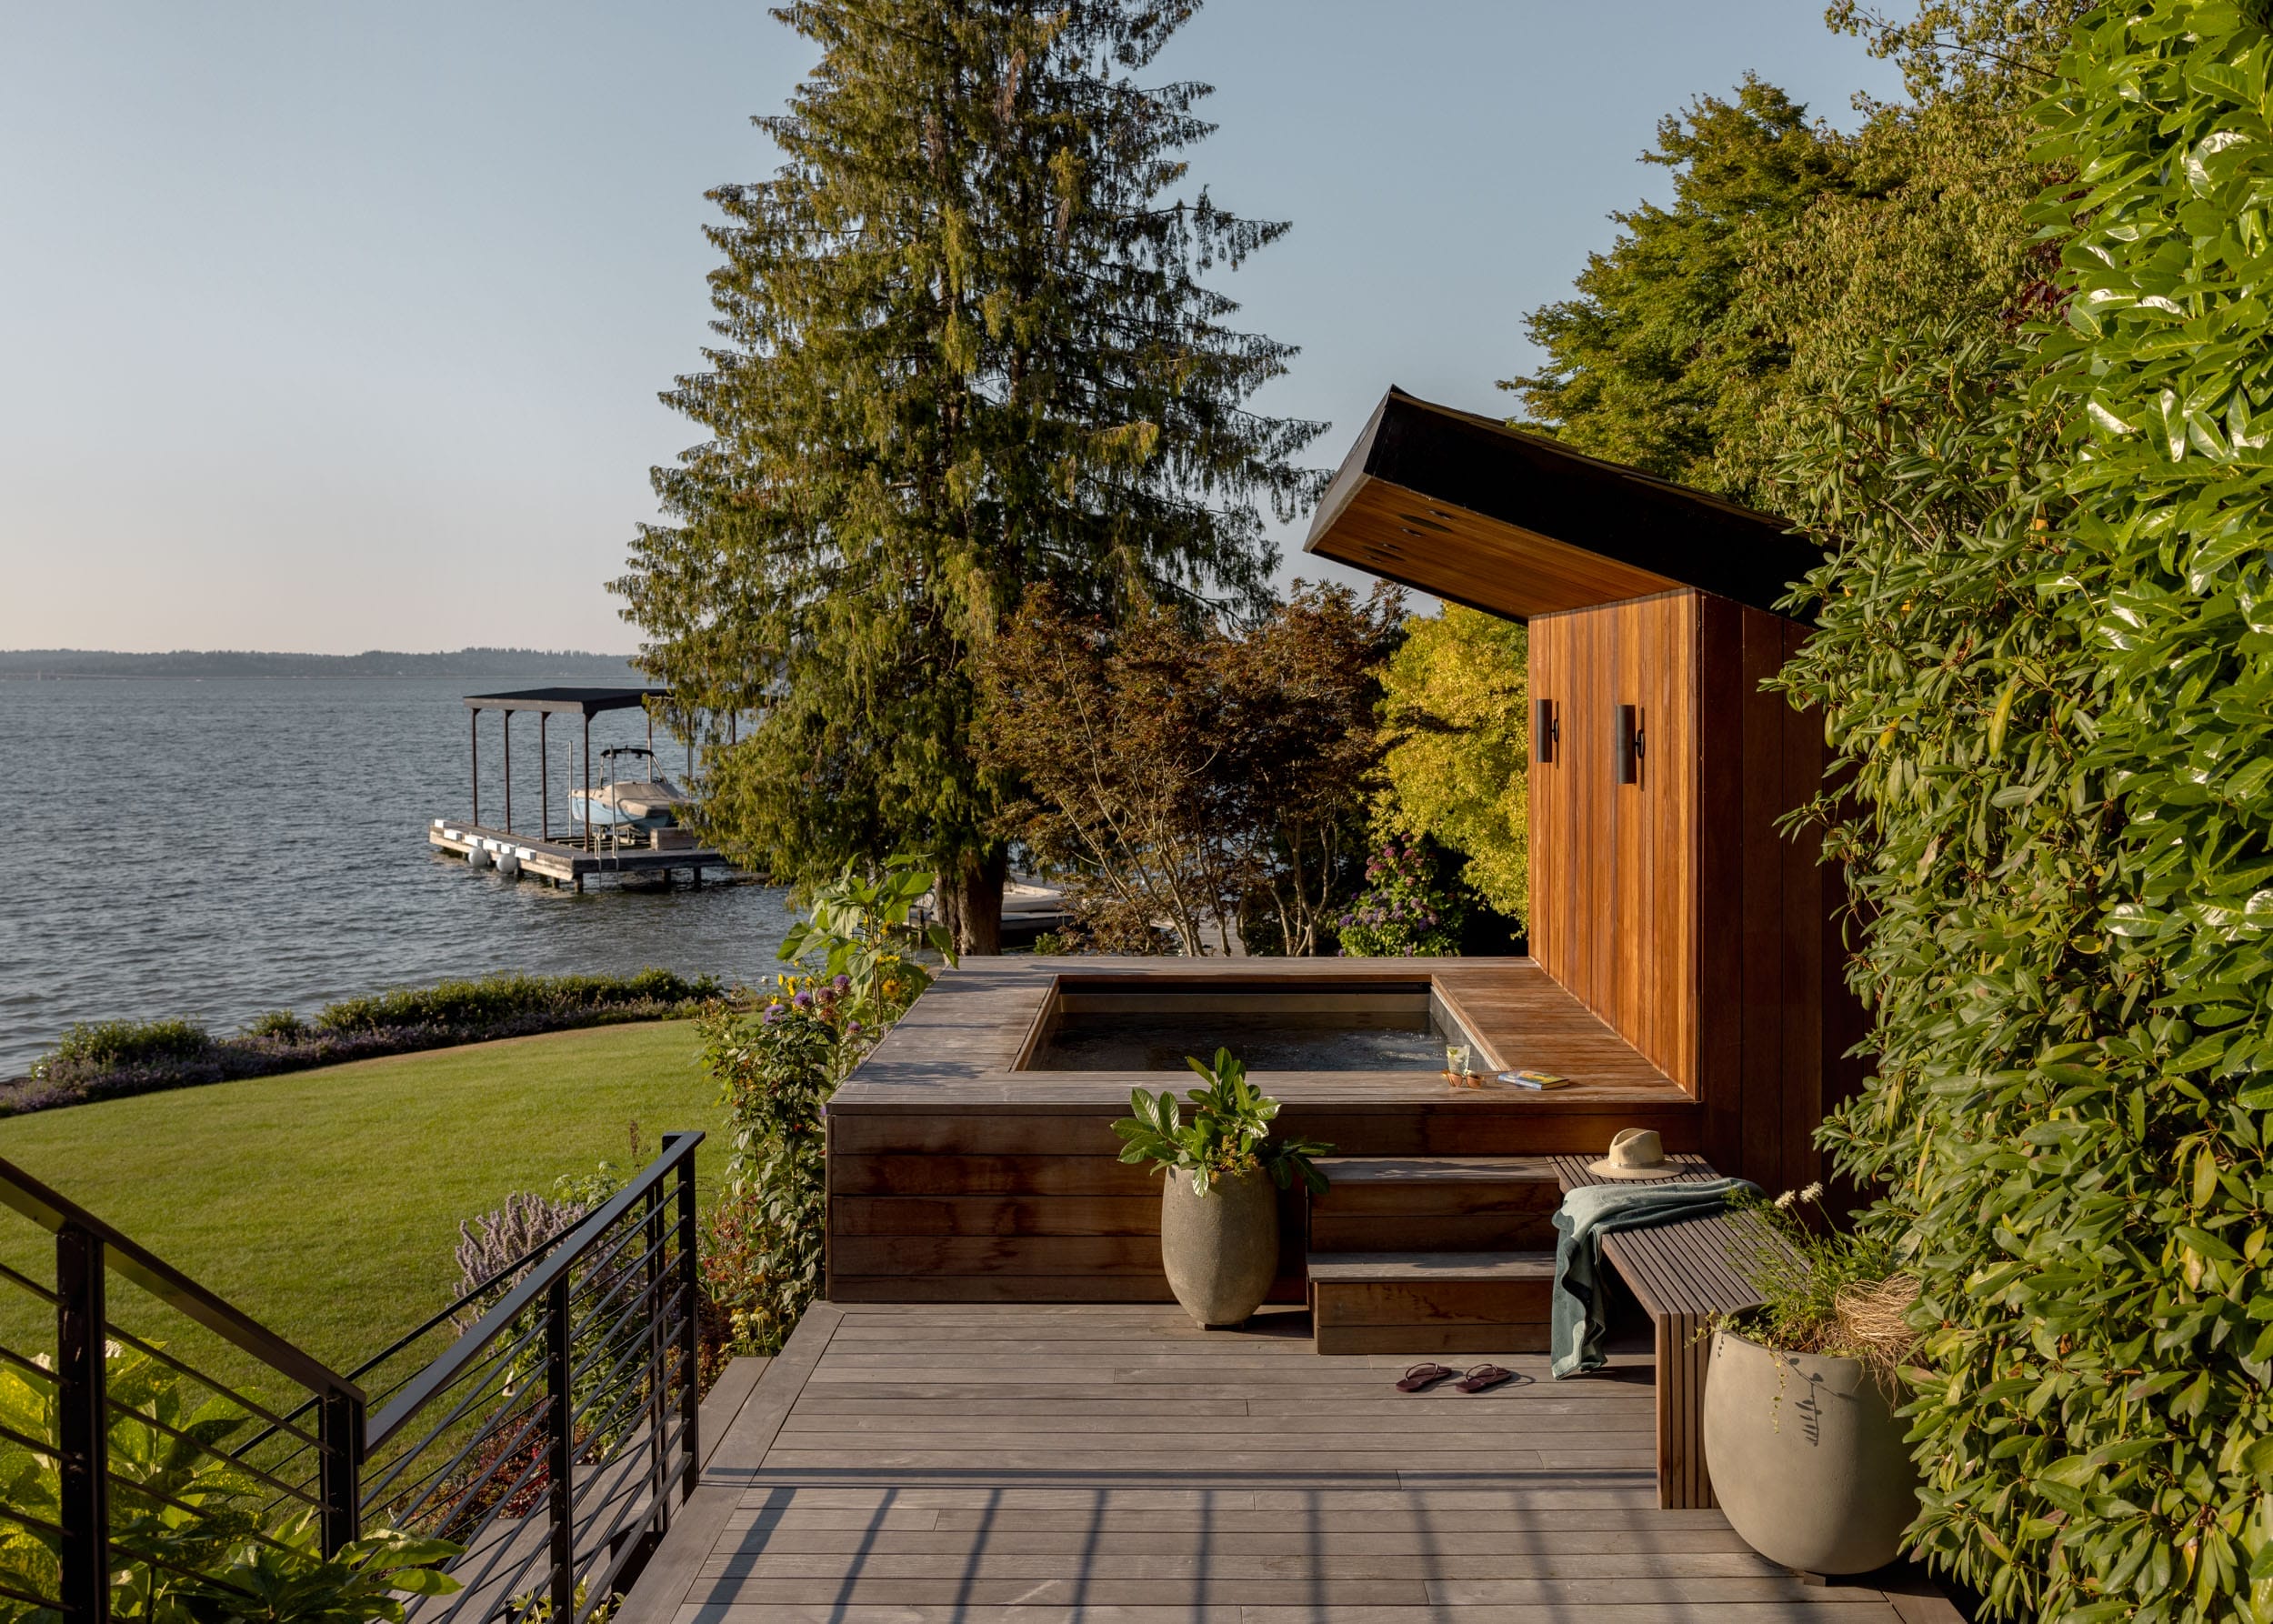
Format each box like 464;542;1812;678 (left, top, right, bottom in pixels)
0;672;640;681
0;647;644;680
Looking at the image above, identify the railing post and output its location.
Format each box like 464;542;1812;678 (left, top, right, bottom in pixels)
676;1150;700;1501
318;1388;365;1557
55;1223;109;1624
646;1181;669;1539
546;1275;575;1621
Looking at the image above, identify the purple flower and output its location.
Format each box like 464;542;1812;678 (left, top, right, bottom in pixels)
793;989;815;1008
832;974;851;991
846;1020;863;1035
761;1004;784;1024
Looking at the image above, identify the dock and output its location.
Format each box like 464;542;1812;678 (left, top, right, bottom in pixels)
432;683;735;891
427;819;730;890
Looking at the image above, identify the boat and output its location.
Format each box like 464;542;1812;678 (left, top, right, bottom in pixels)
573;747;696;829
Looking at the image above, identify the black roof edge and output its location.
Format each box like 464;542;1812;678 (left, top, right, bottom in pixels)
1306;387;1827;624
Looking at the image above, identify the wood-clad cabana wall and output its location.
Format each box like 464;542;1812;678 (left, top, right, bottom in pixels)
1527;591;1864;1198
1305;387;1867;1199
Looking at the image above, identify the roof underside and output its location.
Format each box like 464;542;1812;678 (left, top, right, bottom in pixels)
461;687;665;717
1303;388;1823;624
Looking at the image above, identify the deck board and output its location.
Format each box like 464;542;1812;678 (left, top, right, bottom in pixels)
617;1302;1943;1624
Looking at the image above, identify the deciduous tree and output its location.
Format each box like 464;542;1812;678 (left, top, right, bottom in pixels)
1371;605;1530;926
976;583;1398;955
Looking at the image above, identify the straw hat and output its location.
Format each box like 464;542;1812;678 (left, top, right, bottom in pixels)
1587;1128;1677;1180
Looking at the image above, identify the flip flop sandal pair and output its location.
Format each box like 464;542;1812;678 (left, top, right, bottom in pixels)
1396;1362;1514;1393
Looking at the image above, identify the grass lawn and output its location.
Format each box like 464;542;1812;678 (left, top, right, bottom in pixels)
0;1021;726;1402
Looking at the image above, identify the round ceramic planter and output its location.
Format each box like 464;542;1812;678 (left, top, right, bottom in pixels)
1158;1168;1277;1328
1703;1328;1920;1576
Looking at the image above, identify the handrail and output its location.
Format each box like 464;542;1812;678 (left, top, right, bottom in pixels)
365;1130;702;1452
4;1130;706;1624
0;1154;362;1402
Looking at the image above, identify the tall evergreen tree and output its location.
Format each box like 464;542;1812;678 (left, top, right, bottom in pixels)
614;0;1322;951
1500;76;1857;498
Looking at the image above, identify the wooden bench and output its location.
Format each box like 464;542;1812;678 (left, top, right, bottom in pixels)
1550;1153;1767;1510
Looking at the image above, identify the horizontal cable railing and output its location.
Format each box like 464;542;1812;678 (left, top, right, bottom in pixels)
0;1128;703;1624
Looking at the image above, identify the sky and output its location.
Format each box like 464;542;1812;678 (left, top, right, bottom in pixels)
0;3;1903;657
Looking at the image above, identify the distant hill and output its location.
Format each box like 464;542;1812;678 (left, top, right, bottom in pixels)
0;647;646;680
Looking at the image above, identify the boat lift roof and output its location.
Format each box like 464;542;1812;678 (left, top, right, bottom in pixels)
461;686;666;717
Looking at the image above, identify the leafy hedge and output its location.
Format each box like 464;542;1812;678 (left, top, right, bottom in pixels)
1778;4;2273;1618
6;969;718;1118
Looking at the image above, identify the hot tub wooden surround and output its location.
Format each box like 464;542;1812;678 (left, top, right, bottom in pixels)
825;957;1692;1304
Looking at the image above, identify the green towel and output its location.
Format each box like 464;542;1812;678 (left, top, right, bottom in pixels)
1549;1177;1757;1380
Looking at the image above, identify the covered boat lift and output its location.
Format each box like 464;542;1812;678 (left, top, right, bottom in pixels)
428;686;729;890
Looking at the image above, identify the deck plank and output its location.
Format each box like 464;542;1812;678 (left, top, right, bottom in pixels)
616;1303;1948;1624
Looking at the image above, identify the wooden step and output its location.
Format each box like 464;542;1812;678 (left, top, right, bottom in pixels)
1308;1156;1561;1253
1306;1249;1557;1357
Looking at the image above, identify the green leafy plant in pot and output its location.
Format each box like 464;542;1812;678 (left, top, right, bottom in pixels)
1703;1185;1923;1577
1114;1049;1331;1328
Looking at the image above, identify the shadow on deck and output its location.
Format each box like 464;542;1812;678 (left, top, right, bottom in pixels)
619;1302;1960;1624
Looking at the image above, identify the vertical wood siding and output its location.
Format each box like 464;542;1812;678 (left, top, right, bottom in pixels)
1528;591;1864;1193
1527;591;1697;1088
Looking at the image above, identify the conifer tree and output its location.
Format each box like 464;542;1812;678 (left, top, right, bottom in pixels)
615;0;1322;951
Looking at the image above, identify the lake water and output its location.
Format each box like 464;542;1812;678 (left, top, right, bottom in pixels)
0;677;799;1076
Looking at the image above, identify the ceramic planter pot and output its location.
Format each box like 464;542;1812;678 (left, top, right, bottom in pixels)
1703;1329;1920;1576
1158;1168;1277;1328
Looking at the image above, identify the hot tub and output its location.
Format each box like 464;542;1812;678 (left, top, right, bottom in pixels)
1017;977;1487;1073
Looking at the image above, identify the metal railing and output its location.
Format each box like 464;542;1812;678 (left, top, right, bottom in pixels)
0;1129;703;1624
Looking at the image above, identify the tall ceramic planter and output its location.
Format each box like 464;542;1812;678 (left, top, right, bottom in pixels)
1704;1329;1919;1575
1158;1168;1277;1328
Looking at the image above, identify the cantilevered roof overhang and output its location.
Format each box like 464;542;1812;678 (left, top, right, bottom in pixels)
1303;387;1824;623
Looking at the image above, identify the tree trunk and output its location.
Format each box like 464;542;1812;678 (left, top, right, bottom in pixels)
939;845;1007;956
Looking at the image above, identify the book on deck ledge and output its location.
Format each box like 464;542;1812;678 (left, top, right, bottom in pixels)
1498;1069;1573;1090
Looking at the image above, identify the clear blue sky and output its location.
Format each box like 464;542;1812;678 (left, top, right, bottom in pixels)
0;3;1900;655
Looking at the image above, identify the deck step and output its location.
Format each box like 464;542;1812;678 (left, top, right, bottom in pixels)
1306;1248;1557;1357
1308;1156;1561;1254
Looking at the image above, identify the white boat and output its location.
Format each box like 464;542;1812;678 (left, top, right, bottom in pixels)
575;747;696;830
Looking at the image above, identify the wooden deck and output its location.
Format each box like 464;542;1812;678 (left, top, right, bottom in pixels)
826;959;1700;1303
620;1301;1959;1624
427;819;729;887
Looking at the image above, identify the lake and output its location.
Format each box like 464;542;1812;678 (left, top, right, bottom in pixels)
0;676;798;1076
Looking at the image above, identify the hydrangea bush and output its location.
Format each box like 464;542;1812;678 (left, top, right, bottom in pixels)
1335;841;1463;957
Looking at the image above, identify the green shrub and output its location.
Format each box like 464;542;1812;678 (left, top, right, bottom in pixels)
1773;4;2273;1617
315;968;714;1035
698;861;948;1352
11;970;721;1117
0;1343;458;1622
31;1018;213;1080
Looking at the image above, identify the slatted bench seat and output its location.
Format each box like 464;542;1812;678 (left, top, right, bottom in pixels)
1551;1152;1767;1510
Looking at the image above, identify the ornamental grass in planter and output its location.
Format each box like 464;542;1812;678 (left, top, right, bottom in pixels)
1705;1185;1924;1578
1113;1049;1331;1328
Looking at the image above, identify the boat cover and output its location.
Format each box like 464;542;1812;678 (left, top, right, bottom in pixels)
573;777;695;824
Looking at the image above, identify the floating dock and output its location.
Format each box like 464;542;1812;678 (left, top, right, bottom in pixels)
429;819;729;891
434;685;733;891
